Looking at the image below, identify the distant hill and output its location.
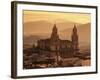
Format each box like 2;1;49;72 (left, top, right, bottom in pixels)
24;35;48;46
24;20;53;36
56;21;80;31
59;23;91;49
24;20;80;36
24;20;91;50
24;20;80;45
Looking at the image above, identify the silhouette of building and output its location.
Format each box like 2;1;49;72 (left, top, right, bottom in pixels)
37;24;79;58
23;24;82;69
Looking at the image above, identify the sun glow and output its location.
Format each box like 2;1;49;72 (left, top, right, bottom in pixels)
23;10;90;24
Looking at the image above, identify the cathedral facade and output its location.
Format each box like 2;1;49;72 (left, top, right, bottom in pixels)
37;24;79;58
23;24;81;69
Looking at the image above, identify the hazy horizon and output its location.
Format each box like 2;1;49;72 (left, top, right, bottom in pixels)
24;10;91;24
23;10;91;48
23;10;91;36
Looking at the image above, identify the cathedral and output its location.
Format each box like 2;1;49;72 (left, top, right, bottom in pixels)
23;24;80;69
37;24;79;58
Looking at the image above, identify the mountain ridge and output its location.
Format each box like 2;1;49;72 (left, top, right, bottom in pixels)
24;20;91;49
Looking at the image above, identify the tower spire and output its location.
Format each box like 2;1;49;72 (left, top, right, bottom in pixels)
71;25;79;51
73;25;77;35
51;24;59;40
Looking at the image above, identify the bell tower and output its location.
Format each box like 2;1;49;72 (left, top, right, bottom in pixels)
71;25;79;51
51;24;59;40
50;24;59;51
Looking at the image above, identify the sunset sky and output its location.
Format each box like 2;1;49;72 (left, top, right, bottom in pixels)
23;10;91;36
23;10;91;24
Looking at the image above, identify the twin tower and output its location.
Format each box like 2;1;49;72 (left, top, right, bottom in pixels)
37;24;79;52
50;24;79;51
